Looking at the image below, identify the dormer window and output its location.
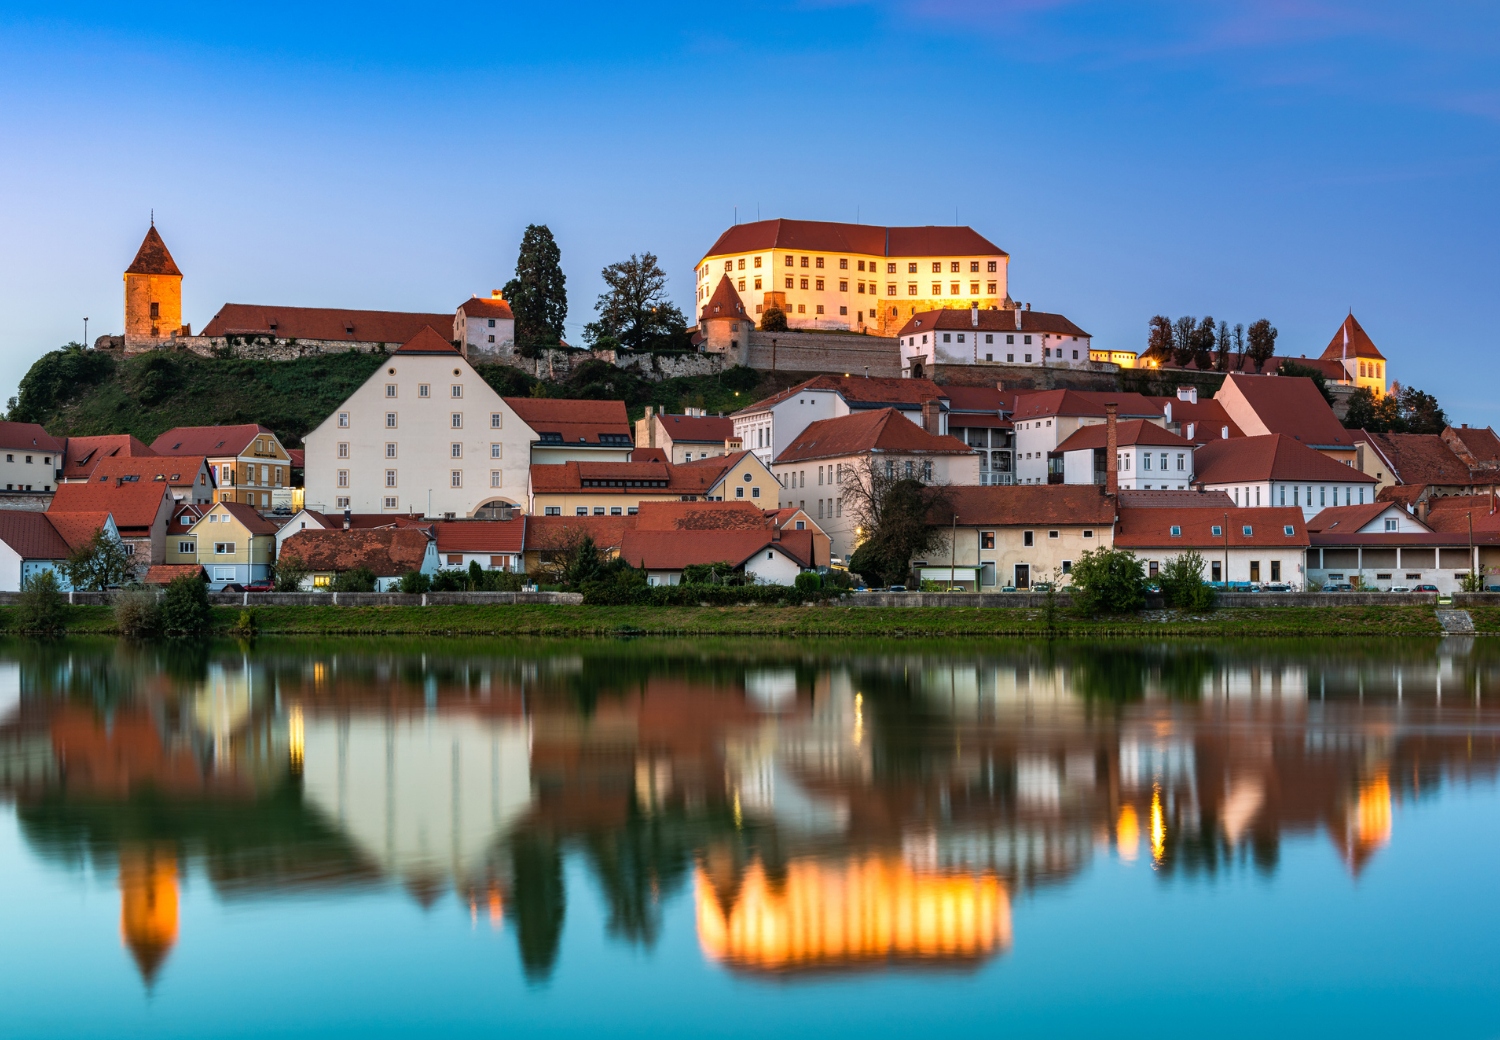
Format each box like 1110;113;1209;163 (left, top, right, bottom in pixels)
1285;525;1296;536
1211;525;1222;536
1242;525;1253;536
1170;525;1182;537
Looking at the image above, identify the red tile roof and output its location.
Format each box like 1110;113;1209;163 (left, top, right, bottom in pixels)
278;528;432;576
0;422;65;454
457;295;514;320
1147;397;1244;444
432;519;525;554
523;515;632;552
287;449;305;468
1305;502;1405;533
618;528;810;571
1193;434;1378;485
631;501;773;531
0;510;72;560
736;374;950;417
897;308;1089;339
943;386;1014;414
504;397;632;445
151;425;273;458
701;275;750;323
1319;313;1384;362
1377;483;1428;508
47;511;111;550
1443;426;1500;466
293;510;429;532
776;408;972;463
49;480;171;534
394;325;460;355
702;219;1006;261
62;435;156;480
90;455;207;491
214;501;278;535
200;304;454;344
125;226;181;277
529;454;742;496
658;413;736;443
1010;389;1164;421
1216;373;1354;448
1354;431;1473;486
144;564;207;585
1114;506;1309;549
1260;356;1349;381
1054;419;1194;452
629;447;669;463
1423;493;1500;535
1116;489;1234;509
934;484;1117;526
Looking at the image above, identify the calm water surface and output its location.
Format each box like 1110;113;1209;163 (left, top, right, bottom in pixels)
2;636;1499;1039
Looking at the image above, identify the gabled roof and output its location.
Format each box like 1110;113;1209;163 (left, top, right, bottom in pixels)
0;422;65;454
523;515;631;552
658;413;735;443
629;447;669;463
1443;425;1500;467
897;308;1089;339
618;528;810;571
47;511;111;550
1215;373;1354;448
1193;434;1377;485
278;528;433;576
90;455;208;490
632;501;773;531
1305;502;1413;534
943;386;1015;414
528;453;748;496
394;325;460;355
701;219;1006;262
1010;390;1163;422
1354;431;1473;486
1320;314;1384;362
1054;419;1194;452
457;295;514;320
1117;489;1235;509
49;479;170;533
211;501;278;535
200;304;454;343
432;519;525;555
151;425;273;457
0;510;72;560
287;448;305;468
775;408;972;464
125;226;181;277
934;484;1117;526
735;375;948;418
701;275;750;323
504;397;632;446
1147;397;1244;444
144;564;207;585
1423;493;1500;535
1113;506;1309;549
62;435;156;480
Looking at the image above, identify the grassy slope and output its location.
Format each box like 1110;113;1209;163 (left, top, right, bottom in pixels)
8;603;1447;638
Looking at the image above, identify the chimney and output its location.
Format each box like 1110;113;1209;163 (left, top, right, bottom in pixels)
1105;403;1119;496
1177;385;1197;404
343;508;351;531
725;437;743;452
1025;302;1032;311
1163;401;1173;424
970;304;979;328
1014;309;1022;331
922;399;942;435
1186;422;1196;441
1221;425;1229;439
491;289;505;300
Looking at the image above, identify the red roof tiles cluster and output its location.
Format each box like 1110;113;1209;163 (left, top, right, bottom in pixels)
125;226;182;277
736;375;949;417
656;413;735;443
47;512;112;550
200;304;454;344
1148;396;1244;444
618;528;815;571
62;435;156;481
49;479;171;535
505;397;632;445
151;425;274;458
144;565;207;585
0;510;74;560
90;455;207;492
1054;419;1194;452
431;519;525;555
529;453;748;496
1320;314;1384;362
702;219;1006;262
278;528;433;577
776;408;971;464
897;308;1089;340
934;484;1117;526
394;326;460;355
1193;434;1377;485
1355;432;1476;487
1216;374;1354;449
0;422;65;454
1303;503;1398;533
1010;390;1163;422
701;276;750;323
1114;506;1309;549
631;501;771;530
457;296;514;320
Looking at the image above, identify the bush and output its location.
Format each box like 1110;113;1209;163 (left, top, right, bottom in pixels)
1069;547;1147;616
760;308;789;332
429;568;467;592
332;567;377;593
794;571;822;593
232;609;258;637
113;588;161;639
399;570;432;594
681;561;741;586
1159;550;1216;610
63;529;134;591
1460;570;1487;593
823;569;852;590
16;570;66;637
274;553;308;592
160;574;212;639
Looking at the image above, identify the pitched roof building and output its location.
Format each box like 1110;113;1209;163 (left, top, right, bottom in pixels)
61;435;156;483
1114;505;1309;587
1318;313;1388;396
1193;433;1377;517
634;408;738;464
897;306;1093;379
151;425;291;509
278;528;438;588
1213;373;1358;461
200;304;456;348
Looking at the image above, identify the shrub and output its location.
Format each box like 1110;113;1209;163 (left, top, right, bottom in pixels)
274;553;308;592
332;567;377;593
1069;547;1147;616
823;569;852;590
160;574;212;639
232;609;258;637
1159;550;1216;610
16;570;66;637
113;588;161;640
399;570;432;594
1460;570;1487;593
794;571;822;594
760;308;789;332
429;568;467;592
681;561;741;586
468;560;485;590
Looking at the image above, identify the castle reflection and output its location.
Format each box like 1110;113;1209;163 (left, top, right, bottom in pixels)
2;637;1498;987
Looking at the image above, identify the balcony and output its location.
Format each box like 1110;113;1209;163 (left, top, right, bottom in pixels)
979;473;1014;486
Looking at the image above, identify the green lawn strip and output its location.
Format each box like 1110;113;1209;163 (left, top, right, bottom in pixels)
1461;606;1500;634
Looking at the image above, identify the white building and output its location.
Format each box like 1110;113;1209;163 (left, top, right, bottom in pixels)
732;375;950;469
1009;391;1165;486
1305;502;1484;593
455;292;516;358
0;422;65;494
897;306;1093;380
0;510;120;591
1054;419;1196;490
695;219;1009;336
1114;505;1311;588
304;327;631;519
1193;434;1379;519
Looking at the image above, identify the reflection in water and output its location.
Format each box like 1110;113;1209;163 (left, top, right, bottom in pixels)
2;637;1500;991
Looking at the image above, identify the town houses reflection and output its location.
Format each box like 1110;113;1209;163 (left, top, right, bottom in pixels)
2;638;1499;987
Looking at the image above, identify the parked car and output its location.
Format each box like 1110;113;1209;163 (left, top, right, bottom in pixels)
244;581;274;592
1414;584;1440;593
946;586;968;593
1323;583;1354;592
1388;585;1411;593
1260;583;1292;592
888;585;908;592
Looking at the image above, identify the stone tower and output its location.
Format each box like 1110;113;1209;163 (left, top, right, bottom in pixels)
123;223;183;351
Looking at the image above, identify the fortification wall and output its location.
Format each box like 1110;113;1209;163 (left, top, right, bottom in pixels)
726;331;902;378
931;362;1121;392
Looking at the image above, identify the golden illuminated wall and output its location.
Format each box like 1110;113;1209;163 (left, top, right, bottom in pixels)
119;845;179;986
695;856;1011;973
124;271;181;348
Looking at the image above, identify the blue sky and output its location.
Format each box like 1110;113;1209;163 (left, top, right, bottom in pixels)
0;1;1496;420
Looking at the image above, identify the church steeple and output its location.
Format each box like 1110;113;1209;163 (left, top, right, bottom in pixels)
123;222;183;350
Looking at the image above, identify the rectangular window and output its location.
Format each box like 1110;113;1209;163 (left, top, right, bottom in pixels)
490;470;501;487
815;257;824;268
338;442;349;459
384;496;398;509
1271;561;1281;582
385;443;396;459
451;443;462;458
336;496;349;509
490;443;502;459
452;384;463;398
1250;561;1261;582
214;542;235;555
839;280;848;292
178;541;194;554
450;470;462;488
981;532;995;549
814;278;825;291
419;384;430;398
338;412;349;428
385;470;397;487
385;384;397;398
386;412;397;428
800;278;809;290
451;413;462;429
545;506;561;515
785;277;794;289
987;260;998;272
1023;531;1034;547
887;285;896;296
337;470;349;488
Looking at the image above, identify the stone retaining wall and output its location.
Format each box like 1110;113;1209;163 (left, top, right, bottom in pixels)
1451;593;1500;606
1214;592;1437;607
728;331;903;378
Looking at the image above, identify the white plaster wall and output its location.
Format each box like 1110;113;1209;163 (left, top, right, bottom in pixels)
745;548;803;586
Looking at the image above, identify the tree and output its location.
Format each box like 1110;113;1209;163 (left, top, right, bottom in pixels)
332;567;377;592
1191;316;1216;370
1215;320;1231;371
842;458;950;588
1143;315;1174;363
63;529;134;590
273;552;308;592
584;253;688;352
1171;316;1197;367
1158;551;1215;609
160;574;212;639
1068;547;1147;615
760;307;788;332
1246;318;1278;372
502;225;568;357
16;570;66;637
1278;360;1334;405
398;570;431;594
1232;323;1247;370
1400;385;1448;434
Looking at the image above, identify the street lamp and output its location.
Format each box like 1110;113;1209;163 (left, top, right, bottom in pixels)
950;512;959;590
83;317;88;348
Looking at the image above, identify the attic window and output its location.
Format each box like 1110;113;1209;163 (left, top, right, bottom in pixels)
1284;525;1295;536
1211;525;1222;536
154;475;165;481
171;443;181;450
1169;525;1181;537
214;441;225;449
1242;525;1253;536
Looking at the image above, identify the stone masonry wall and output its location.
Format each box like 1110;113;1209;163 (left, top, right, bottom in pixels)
931;362;1120;392
730;331;903;378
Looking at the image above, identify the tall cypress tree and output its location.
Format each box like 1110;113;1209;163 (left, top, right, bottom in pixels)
503;225;568;357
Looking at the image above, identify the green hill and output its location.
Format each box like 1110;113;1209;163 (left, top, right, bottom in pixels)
8;345;791;448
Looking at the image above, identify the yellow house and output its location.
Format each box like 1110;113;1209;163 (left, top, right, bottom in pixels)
528;451;779;517
188;501;277;588
151;425;293;511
